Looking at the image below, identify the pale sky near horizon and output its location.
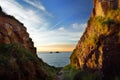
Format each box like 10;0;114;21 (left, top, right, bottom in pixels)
0;0;93;52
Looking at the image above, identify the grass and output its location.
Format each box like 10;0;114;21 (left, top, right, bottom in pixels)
62;64;80;80
62;64;102;80
0;43;57;80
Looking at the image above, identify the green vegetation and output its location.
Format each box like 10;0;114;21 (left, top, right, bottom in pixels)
0;43;57;80
106;9;120;23
62;64;102;80
115;76;120;80
62;65;120;80
70;9;120;63
70;9;120;80
74;71;102;80
70;49;78;68
62;64;80;80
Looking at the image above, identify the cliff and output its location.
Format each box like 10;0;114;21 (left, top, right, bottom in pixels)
0;7;36;54
70;0;120;80
92;0;120;17
0;7;56;80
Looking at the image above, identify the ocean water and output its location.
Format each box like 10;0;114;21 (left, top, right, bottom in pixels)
37;52;72;67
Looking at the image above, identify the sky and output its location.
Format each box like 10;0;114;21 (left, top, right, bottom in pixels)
0;0;93;52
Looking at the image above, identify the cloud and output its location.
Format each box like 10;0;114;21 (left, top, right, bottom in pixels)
72;23;87;31
23;0;46;11
0;0;87;51
37;43;75;52
32;22;86;51
0;0;50;42
58;27;65;31
35;23;86;48
0;0;48;29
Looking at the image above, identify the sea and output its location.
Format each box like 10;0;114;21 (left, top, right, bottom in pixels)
37;52;72;67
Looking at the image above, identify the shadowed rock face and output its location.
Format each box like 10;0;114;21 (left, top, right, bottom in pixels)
70;0;120;79
0;7;56;80
0;7;2;12
0;7;36;54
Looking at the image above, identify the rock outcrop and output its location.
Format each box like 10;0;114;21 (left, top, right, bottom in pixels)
0;7;36;54
70;0;120;79
92;0;120;17
0;7;56;80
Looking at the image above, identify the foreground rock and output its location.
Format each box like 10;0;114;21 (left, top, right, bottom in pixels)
0;7;56;80
70;0;120;80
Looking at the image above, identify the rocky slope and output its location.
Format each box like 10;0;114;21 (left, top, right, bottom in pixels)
0;7;36;54
0;7;56;80
70;0;120;80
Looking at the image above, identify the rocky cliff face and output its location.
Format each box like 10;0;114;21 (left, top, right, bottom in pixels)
70;0;120;79
0;8;36;54
0;7;56;80
92;0;120;17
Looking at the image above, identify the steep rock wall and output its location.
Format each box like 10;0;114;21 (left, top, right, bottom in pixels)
92;0;120;17
0;8;36;54
70;0;120;79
